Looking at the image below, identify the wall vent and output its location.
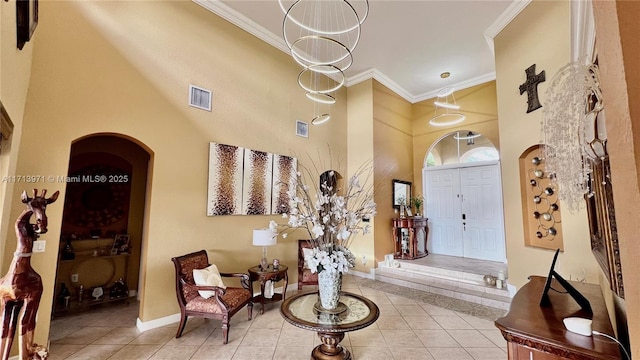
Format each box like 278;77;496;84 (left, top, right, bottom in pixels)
189;85;212;111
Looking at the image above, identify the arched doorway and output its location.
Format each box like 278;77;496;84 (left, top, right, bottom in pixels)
423;130;506;262
51;134;151;318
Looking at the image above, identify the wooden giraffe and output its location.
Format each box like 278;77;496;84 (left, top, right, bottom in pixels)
0;189;59;360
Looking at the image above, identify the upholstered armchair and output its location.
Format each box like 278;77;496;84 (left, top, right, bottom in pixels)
171;250;253;344
298;240;318;290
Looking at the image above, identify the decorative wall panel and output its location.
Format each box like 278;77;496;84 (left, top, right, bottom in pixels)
207;143;244;216
271;155;297;215
242;149;273;215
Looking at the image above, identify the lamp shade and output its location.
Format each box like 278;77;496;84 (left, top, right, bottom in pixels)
253;229;277;246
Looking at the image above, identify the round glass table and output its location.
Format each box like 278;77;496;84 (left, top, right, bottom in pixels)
280;291;379;360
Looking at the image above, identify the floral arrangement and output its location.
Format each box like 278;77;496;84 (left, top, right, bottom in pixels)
269;162;376;275
410;194;424;214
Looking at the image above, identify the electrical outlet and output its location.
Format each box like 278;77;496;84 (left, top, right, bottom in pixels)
33;240;45;252
71;274;79;283
361;255;367;265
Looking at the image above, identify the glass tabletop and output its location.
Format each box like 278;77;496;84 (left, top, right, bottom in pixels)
280;291;379;333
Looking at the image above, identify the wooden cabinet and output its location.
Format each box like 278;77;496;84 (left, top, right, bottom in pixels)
392;217;428;260
495;276;621;360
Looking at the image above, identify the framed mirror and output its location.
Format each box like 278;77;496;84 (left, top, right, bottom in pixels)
392;179;411;208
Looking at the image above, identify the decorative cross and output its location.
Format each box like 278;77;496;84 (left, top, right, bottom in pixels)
519;64;546;113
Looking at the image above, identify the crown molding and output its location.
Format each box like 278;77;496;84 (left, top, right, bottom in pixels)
571;0;596;63
413;72;497;103
483;0;532;54
347;69;416;103
193;0;290;55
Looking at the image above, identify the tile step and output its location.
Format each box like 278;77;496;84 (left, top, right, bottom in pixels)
375;265;512;311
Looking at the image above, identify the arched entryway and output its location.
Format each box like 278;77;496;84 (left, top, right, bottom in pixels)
423;130;506;262
51;134;151;318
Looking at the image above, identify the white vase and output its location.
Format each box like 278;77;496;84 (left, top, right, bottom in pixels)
318;270;342;310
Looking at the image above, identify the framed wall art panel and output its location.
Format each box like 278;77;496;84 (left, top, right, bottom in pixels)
271;154;297;214
242;149;273;215
207;143;244;216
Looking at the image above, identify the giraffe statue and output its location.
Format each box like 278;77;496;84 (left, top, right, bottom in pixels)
0;189;59;360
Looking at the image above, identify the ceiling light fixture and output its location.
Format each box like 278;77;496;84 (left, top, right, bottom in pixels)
429;72;466;127
280;0;369;125
454;131;480;145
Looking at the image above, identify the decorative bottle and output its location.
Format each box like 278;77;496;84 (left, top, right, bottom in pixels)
61;238;75;260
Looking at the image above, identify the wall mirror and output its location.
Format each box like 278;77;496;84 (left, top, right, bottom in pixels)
392;179;411;208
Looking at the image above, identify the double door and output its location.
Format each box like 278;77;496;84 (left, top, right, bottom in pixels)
424;162;506;262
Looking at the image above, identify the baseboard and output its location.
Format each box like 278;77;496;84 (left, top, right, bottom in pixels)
136;313;180;332
349;268;375;280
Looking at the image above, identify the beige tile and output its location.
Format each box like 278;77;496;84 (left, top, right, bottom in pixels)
386;294;418;305
414;329;460;348
376;303;400;316
166;323;214;346
65;344;123;359
403;314;443;330
93;326;142;345
364;294;392;304
395;304;427;316
479;328;507;347
273;345;314;359
420;303;458;316
204;327;249;346
447;329;496;347
52;326;114;345
278;324;314;347
351;346;394;360
107;344;162;359
465;347;507;360
347;328;384;347
458;314;499;330
47;344;85;360
239;328;279;347
148;344;199;359
428;347;474;360
129;327;175;345
190;345;239;360
49;325;85;342
390;347;435;360
380;329;421;347
230;345;275;360
375;315;410;330
431;315;474;329
249;309;284;329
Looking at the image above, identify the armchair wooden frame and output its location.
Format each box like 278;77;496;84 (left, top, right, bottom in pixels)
171;250;253;344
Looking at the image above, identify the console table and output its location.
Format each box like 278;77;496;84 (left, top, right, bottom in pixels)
495;275;621;359
392;217;428;259
280;291;379;360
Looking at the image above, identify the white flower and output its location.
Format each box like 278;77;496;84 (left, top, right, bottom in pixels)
282;233;288;238
268;220;278;230
311;224;324;238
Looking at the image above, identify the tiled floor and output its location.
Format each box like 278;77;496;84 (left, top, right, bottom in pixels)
49;275;508;359
403;254;508;276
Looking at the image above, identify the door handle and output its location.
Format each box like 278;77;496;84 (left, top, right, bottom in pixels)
462;214;466;220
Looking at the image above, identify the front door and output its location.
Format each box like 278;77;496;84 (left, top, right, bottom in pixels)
425;162;506;262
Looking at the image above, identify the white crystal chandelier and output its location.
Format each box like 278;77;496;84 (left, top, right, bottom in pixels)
280;0;369;125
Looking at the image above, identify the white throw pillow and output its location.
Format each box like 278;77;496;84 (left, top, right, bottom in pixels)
193;264;226;299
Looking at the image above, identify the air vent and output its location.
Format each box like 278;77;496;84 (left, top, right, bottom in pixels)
189;85;212;111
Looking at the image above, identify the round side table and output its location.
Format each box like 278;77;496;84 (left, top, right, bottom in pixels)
248;264;288;314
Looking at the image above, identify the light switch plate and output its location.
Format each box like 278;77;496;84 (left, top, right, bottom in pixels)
33;240;45;252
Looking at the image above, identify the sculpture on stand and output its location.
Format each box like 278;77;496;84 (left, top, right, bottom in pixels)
1;189;59;360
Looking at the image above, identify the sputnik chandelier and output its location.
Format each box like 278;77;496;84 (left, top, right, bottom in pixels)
279;0;369;125
429;72;466;127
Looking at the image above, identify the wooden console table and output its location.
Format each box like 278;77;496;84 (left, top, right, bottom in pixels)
495;275;621;359
392;217;428;259
248;264;288;314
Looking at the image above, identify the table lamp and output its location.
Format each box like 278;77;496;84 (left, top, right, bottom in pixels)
253;229;277;270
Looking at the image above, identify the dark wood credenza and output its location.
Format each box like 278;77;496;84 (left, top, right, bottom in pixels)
392;217;428;260
495;276;621;360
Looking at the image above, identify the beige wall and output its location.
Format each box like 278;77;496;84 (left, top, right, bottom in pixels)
412;82;500;198
371;81;413;261
494;0;599;290
0;0;36;268
2;0;348;344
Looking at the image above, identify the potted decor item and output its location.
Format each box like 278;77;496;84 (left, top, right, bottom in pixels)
411;195;424;217
269;163;376;311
